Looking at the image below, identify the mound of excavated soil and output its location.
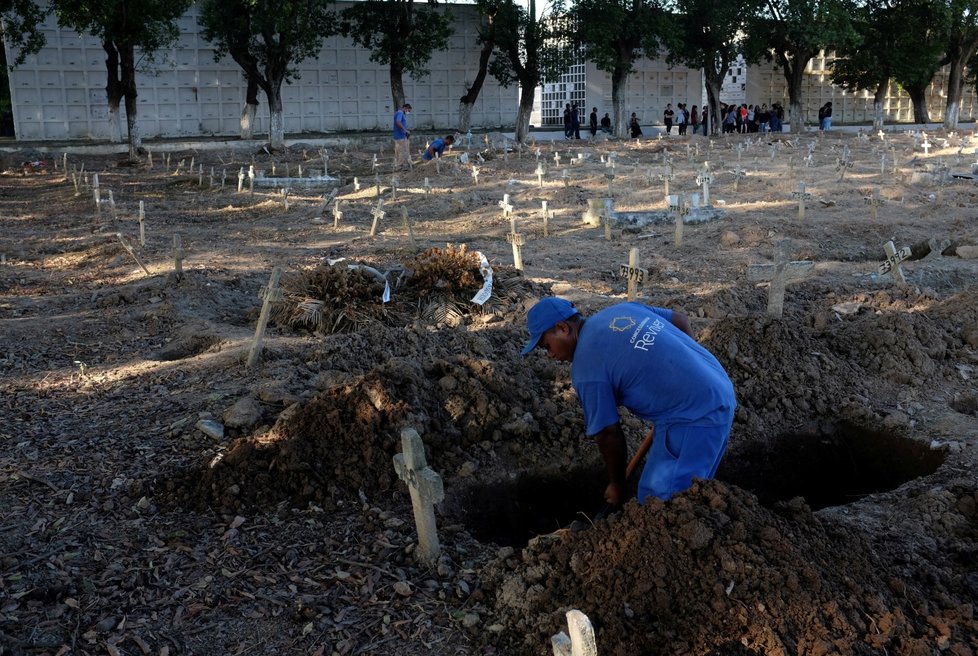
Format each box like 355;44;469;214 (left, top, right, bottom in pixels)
484;479;978;656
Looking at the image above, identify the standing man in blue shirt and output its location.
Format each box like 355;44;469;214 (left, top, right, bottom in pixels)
393;103;412;171
523;297;736;507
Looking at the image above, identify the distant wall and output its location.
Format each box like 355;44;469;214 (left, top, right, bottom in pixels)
746;52;978;126
2;2;518;141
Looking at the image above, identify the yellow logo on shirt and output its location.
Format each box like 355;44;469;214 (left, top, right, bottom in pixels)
609;316;635;332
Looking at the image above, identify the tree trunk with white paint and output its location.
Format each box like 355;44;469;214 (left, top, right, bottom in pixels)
611;65;628;139
241;75;260;139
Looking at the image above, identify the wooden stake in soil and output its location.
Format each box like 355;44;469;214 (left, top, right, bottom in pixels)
696;162;714;207
401;207;418;250
281;188;290;212
733;165;746;192
238;168;245;193
246;266;283;369
116;233;151;276
668;194;688;247
536;163;545;188
172;234;185;280
792;182;812;220
541;201;554;237
746;239;815;318
107;190;117;220
879;240;911;286
393;427;445;567
551;609;598;656
138;201;146;246
620;247;647;301
507;220;525;271
423;177;432;196
332;200;344;229
370;199;386;236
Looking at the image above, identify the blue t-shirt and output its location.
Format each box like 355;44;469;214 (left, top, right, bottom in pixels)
571;303;735;436
422;138;446;160
393;110;409;140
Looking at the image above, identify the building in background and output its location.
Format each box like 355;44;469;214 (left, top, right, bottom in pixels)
1;2;516;141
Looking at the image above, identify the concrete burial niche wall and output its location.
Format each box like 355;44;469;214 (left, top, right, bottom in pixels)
3;2;517;141
584;60;705;128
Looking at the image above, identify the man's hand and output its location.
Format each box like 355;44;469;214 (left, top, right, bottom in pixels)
595;423;627;506
604;482;625;507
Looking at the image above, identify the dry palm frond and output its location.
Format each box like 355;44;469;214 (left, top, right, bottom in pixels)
273;265;405;334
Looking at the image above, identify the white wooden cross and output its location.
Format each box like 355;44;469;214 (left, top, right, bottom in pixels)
536;163;546;188
507;217;525;270
696;162;714;207
878;129;885;141
554;151;561;167
921;135;932;156
551;609;598;656
792;182;813;220
746;239;815;317
92;173;101;216
733;165;746;192
370;199;386;236
248;165;255;196
237;167;245;193
332;199;344;229
864;187;885;219
247;266;283;369
354;176;361;191
471;166;480;185
393;428;445;567
836;153;853;182
619;247;647;301
879;240;911;285
499;194;514;218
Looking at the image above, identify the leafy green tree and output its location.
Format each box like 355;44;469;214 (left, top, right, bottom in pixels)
665;0;760;136
487;0;567;142
567;0;667;138
832;0;947;127
199;0;337;149
1;0;49;66
54;0;191;158
339;0;453;111
939;0;978;128
745;0;859;133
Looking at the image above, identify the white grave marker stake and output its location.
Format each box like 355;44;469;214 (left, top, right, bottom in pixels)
370;199;386;236
541;201;553;237
246;266;283;369
696;162;714;207
551;609;598;656
499;194;514;218
536;163;545;188
393;428;445;566
332;199;343;228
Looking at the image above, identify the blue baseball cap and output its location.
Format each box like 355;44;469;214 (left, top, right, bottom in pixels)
522;297;578;355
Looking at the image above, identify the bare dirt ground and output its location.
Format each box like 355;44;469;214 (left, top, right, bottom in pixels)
1;128;977;656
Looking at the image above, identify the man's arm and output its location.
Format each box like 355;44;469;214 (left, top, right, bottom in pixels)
669;309;694;339
594;423;627;507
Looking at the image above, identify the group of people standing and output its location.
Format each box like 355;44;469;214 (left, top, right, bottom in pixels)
662;103;708;136
720;102;785;134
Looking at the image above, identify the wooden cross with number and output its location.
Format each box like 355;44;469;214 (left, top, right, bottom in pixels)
746;239;815;317
619;248;647;301
668;193;689;247
393;428;445;567
659;165;675;197
696;162;714;207
792;182;813;220
540;201;554;237
879;240;911;285
864;187;885;219
733;165;746;192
